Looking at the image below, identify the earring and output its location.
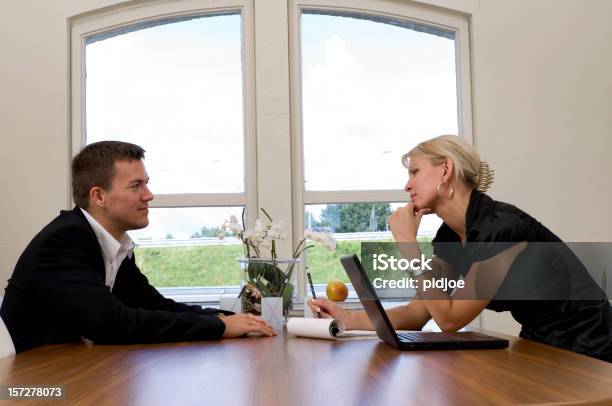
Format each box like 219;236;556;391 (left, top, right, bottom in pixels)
436;181;454;199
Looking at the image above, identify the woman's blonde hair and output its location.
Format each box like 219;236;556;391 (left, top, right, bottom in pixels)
401;135;494;192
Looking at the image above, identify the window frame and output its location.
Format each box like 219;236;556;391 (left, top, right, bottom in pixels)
70;1;260;302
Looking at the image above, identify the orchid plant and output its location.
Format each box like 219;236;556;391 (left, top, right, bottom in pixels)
222;208;336;314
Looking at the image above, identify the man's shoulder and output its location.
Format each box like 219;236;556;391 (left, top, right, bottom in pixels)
10;207;100;284
42;207;89;232
29;207;95;248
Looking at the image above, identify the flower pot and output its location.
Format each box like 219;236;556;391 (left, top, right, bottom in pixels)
261;297;283;330
237;257;299;317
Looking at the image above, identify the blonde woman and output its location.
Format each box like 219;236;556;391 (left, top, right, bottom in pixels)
309;135;612;362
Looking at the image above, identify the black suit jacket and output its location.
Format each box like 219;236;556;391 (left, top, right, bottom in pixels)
0;207;229;352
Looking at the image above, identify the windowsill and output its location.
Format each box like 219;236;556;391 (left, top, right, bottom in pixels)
163;287;411;317
159;286;242;304
159;286;413;311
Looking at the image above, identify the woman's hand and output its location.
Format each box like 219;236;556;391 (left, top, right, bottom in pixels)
389;203;431;242
307;298;357;329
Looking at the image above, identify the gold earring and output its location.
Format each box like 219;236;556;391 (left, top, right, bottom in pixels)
436;181;454;199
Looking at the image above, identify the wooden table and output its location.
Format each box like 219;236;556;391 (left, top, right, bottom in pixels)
1;331;611;406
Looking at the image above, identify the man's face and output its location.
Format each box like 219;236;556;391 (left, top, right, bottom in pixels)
98;159;154;235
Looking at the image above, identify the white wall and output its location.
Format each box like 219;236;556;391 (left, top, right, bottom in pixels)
1;0;611;333
0;0;121;286
470;0;612;242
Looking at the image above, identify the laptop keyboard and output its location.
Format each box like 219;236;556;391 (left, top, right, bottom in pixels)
398;332;457;342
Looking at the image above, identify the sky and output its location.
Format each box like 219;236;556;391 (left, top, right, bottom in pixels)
85;12;454;240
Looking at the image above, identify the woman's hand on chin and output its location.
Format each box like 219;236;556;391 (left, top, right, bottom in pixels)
389;203;431;242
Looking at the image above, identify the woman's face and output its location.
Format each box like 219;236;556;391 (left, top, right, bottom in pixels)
404;155;445;210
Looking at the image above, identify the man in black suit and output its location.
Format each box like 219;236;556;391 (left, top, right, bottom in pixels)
0;141;275;352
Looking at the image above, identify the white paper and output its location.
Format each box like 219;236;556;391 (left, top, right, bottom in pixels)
287;318;378;340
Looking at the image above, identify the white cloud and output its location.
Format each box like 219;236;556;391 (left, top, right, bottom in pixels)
301;31;458;191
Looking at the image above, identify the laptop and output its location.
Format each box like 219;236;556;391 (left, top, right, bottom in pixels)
340;254;509;350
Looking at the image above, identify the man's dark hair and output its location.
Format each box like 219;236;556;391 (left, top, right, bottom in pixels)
71;141;145;208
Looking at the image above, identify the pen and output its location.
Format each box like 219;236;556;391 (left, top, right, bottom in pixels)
237;284;246;299
306;267;321;318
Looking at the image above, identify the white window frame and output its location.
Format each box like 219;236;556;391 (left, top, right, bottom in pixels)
70;0;266;303
289;0;473;298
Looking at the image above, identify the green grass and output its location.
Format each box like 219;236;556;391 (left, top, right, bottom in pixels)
135;244;244;287
304;240;366;283
135;238;431;287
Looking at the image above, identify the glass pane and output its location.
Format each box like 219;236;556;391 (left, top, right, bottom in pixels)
86;13;244;194
130;206;244;288
301;12;458;191
304;203;442;286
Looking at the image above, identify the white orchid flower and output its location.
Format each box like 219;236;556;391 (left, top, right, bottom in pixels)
253;218;265;236
270;220;284;232
259;240;273;259
228;222;243;234
223;209;334;261
262;233;276;243
266;229;281;240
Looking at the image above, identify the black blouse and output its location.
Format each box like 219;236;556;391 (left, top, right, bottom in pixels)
432;189;612;362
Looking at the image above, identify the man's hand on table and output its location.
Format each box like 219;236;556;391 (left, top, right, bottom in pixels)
220;313;277;338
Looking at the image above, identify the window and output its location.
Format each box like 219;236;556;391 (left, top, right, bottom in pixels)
291;2;471;299
72;0;471;304
84;15;248;290
73;2;257;301
300;12;458;192
129;207;244;292
85;13;245;195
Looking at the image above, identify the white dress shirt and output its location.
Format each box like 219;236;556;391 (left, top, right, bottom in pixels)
80;208;135;290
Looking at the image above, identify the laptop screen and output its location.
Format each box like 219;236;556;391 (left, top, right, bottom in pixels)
340;254;401;347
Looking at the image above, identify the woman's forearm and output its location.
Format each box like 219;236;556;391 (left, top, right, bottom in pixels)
387;300;431;330
346;310;373;330
347;301;431;331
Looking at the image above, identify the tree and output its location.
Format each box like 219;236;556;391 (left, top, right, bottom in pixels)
190;226;224;238
319;204;341;231
319;203;391;233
